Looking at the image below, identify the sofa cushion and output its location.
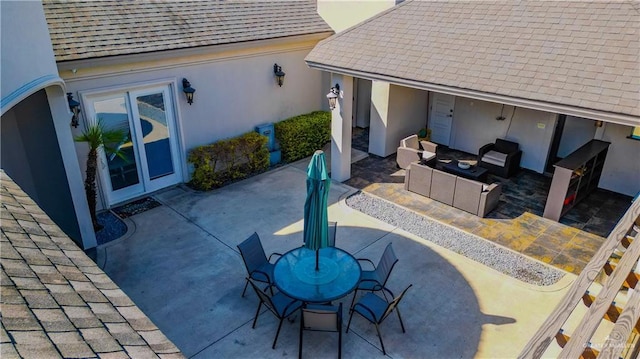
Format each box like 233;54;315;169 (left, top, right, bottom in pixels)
406;162;433;197
453;177;483;215
481;150;508;167
430;169;456;205
421;151;436;162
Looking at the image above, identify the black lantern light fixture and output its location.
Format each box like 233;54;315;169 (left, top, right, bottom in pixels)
67;92;81;128
273;63;285;87
326;84;340;110
182;78;195;105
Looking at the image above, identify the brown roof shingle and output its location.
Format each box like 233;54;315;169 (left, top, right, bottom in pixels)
306;0;640;120
0;170;184;358
43;0;332;62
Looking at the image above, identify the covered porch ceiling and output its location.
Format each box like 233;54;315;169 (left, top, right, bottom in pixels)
306;0;640;127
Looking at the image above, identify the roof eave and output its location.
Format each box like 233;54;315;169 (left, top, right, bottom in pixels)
57;32;334;70
307;61;640;127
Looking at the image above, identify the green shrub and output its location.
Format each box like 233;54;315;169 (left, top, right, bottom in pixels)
275;111;331;163
188;131;269;191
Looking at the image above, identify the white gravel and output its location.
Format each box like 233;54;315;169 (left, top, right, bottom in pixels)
345;191;565;286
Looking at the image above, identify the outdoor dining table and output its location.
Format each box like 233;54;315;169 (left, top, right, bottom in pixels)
273;246;361;303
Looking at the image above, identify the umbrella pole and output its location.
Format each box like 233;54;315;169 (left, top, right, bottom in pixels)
315;250;319;271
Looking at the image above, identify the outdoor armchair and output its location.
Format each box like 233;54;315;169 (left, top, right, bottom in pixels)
299;302;343;359
396;134;438;169
350;243;399;309
238;232;281;297
247;278;302;349
346;285;412;355
478;138;522;178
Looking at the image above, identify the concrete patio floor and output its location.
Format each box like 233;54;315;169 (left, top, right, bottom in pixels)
97;160;577;358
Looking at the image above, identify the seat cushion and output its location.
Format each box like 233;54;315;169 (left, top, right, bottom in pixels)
482;150;508;167
421;151;436;161
401;135;419;150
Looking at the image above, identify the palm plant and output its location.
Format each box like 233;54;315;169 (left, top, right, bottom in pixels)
74;120;127;231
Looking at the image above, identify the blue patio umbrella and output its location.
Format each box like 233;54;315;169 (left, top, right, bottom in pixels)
303;150;331;271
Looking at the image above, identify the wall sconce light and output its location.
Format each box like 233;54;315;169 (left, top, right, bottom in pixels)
594;120;604;128
67;92;81;128
182;78;195;105
326;84;340;110
273;63;285;87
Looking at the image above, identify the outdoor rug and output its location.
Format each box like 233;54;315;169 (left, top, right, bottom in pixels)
112;197;162;218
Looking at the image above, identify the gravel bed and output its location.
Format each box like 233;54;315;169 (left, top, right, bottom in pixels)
96;211;127;246
345;192;565;286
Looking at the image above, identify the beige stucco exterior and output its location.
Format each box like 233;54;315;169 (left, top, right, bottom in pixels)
62;35;331;209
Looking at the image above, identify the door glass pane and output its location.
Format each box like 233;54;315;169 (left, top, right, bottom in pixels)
93;97;140;191
136;93;174;180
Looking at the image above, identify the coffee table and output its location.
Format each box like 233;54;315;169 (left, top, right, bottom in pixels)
442;160;488;182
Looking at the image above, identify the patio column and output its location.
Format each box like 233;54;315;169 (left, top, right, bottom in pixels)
330;74;353;182
369;81;390;157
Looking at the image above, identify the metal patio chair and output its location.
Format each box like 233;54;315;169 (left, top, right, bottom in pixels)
238;232;281;297
346;285;412;355
299;302;343;359
247;278;302;349
350;242;399;309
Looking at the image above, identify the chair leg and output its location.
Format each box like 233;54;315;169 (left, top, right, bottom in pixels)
338;325;342;359
396;307;406;333
252;302;262;329
299;314;304;359
346;309;355;333
375;323;386;355
349;289;359;310
241;279;249;297
272;318;284;349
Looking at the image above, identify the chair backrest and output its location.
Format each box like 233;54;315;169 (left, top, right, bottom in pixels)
375;243;399;287
247;277;274;310
495;138;519;154
237;232;268;274
328;221;337;247
380;284;412;323
400;135;419;150
302;303;342;332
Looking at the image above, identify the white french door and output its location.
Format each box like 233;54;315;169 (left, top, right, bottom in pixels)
84;84;181;206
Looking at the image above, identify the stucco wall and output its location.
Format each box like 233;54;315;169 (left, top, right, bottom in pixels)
1;90;82;243
317;0;397;33
448;96;556;173
369;83;428;157
0;1;59;113
386;85;429;156
598;123;640;197
62;42;326;207
557;116;597;158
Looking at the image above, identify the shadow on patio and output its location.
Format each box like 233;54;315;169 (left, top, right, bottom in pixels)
97;164;568;358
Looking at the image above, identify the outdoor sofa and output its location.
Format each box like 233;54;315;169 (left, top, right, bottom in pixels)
404;161;502;217
396;134;438;169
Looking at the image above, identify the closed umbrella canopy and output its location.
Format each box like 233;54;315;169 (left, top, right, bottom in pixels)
303;150;330;270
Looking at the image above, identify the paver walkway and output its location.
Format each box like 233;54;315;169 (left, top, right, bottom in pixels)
346;154;613;274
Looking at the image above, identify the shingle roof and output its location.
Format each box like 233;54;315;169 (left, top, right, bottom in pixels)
0;171;184;358
306;0;640;120
43;0;332;62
